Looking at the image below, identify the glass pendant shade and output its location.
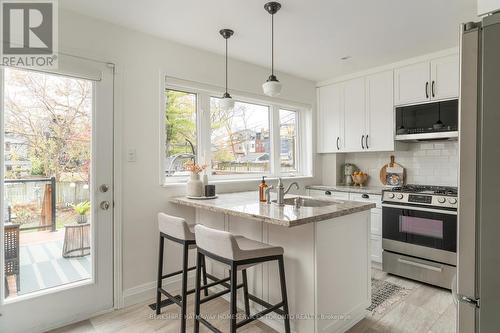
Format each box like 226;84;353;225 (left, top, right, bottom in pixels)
219;92;235;110
262;76;282;97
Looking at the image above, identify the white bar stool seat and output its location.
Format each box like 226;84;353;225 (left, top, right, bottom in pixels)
154;213;208;333
193;224;290;333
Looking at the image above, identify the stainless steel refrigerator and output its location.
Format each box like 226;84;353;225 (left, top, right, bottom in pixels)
458;12;500;333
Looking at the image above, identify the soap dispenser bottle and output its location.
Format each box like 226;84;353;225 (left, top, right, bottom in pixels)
259;176;268;202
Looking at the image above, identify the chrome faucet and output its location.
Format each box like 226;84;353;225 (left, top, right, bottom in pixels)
275;178;300;205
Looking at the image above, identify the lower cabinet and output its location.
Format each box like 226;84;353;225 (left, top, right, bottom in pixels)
309;189;383;264
370;235;383;263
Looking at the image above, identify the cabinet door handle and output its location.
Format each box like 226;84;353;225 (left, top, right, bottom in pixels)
336;137;340;150
362;193;369;199
431;80;435;98
325;191;332;195
365;134;369;149
361;135;365;149
425;82;429;99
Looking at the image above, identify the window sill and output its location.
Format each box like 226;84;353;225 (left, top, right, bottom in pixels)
161;175;314;188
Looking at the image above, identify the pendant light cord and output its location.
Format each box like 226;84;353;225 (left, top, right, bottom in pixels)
271;14;274;76
225;38;228;94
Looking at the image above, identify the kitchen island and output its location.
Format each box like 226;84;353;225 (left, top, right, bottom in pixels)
170;191;375;333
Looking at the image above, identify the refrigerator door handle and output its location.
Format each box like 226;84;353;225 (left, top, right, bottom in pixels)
458;294;480;308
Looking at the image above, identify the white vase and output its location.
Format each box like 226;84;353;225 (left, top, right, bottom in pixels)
187;173;203;197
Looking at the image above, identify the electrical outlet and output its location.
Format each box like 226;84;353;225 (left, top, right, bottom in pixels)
127;148;137;162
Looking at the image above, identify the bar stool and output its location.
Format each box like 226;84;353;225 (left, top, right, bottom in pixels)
155;213;209;333
193;224;291;333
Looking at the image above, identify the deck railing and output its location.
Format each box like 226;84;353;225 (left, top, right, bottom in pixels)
4;177;56;232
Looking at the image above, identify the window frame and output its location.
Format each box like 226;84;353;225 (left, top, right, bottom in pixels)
160;76;312;185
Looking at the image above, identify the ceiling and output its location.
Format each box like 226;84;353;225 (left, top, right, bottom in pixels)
61;0;477;82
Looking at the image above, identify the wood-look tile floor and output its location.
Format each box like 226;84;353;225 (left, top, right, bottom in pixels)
49;268;455;333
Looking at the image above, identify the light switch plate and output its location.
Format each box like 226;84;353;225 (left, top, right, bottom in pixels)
127;148;137;162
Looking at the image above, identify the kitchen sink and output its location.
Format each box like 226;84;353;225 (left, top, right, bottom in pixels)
280;197;336;208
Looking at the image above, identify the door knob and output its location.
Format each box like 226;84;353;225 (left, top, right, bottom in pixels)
100;201;111;210
99;184;109;193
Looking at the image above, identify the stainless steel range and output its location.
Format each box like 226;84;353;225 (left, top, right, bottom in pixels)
381;185;458;289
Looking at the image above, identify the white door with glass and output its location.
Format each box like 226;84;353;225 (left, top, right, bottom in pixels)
0;57;114;333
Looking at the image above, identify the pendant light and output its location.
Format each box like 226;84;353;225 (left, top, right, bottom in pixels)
262;1;282;97
219;29;235;110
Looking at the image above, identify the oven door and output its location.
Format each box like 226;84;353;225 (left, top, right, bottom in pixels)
382;203;457;253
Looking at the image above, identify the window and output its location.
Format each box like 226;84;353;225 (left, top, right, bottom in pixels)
279;109;297;174
164;89;197;177
162;79;311;183
210;98;270;176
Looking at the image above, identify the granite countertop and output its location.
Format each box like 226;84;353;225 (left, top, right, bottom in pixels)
170;191;375;227
306;184;389;195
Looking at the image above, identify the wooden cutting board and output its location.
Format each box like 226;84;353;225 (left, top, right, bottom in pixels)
379;155;405;186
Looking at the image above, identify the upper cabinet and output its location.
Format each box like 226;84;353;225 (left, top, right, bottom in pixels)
317;83;344;153
394;54;459;106
365;70;394;152
394;61;430;105
343;77;366;152
317;51;458;154
317;70;394;153
478;0;500;15
430;56;460;101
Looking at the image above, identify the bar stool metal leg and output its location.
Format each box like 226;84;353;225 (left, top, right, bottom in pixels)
155;235;165;315
180;243;189;333
242;269;251;318
229;265;238;333
201;255;208;297
194;252;203;333
278;255;291;333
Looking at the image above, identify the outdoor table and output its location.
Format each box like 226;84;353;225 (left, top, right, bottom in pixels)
62;222;90;258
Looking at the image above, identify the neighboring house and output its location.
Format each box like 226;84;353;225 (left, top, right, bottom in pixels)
4;132;31;177
280;124;295;166
238;152;269;163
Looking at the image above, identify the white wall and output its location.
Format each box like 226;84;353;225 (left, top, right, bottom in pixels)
343;141;458;187
58;9;319;305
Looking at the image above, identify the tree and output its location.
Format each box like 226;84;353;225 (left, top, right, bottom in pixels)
4;68;92;181
165;90;197;157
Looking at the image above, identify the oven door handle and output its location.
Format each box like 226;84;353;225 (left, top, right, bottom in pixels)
397;258;443;272
382;203;457;215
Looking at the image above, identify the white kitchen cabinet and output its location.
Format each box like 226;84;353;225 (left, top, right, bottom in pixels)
394;61;430;105
430;55;460;101
343;77;366;152
317;73;395;154
478;0;500;15
308;188;384;263
349;192;383;263
370;209;382;236
317;83;343;153
394;54;459;106
370;235;383;263
365;70;394;152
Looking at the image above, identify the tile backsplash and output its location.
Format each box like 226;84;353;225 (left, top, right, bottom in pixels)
344;141;458;187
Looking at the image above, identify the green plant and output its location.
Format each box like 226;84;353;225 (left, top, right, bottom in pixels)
73;201;91;216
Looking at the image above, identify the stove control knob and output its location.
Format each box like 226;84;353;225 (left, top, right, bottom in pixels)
388;193;395;199
448;198;457;205
397;194;404;200
438;197;446;204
